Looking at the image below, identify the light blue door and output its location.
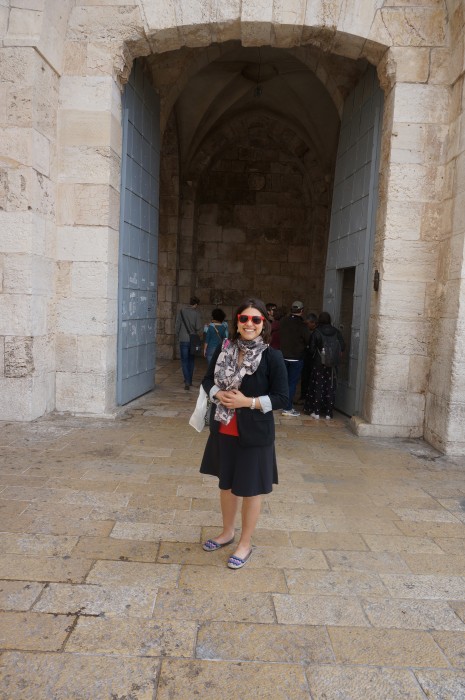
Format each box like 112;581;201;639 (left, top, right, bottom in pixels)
322;66;383;416
117;60;160;405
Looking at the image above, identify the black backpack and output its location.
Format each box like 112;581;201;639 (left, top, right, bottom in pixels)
317;330;341;368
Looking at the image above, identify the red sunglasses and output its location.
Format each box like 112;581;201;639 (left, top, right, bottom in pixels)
237;314;265;324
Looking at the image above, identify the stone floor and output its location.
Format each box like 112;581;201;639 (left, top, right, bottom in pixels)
1;360;465;699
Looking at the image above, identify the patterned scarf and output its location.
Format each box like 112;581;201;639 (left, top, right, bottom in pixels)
213;336;268;425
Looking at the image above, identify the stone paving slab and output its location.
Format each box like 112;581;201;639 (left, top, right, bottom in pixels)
273;593;369;626
86;560;180;589
413;669;465;699
33;582;157;618
0;652;160;700
1;360;465;699
306;665;426;700
327;626;449;667
156;659;310;700
0;554;92;583
65;617;196;657
0;611;73;651
153;588;276;623
71;535;160;562
0;580;44;611
197;620;334;663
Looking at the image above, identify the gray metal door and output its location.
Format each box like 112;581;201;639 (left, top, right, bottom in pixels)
117;60;160;405
322;66;383;416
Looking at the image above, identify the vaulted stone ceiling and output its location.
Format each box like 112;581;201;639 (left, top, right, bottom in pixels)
146;41;368;175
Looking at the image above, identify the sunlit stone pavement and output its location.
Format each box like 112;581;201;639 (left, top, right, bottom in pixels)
1;360;465;699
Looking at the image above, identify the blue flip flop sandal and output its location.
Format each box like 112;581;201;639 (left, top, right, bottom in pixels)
227;548;253;569
202;537;234;551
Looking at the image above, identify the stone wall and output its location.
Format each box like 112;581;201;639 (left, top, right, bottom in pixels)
0;0;75;419
194;137;323;317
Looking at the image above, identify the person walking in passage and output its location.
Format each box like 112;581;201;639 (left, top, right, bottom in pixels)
199;297;288;569
297;312;318;403
204;308;228;365
175;296;203;390
304;311;345;419
279;301;311;417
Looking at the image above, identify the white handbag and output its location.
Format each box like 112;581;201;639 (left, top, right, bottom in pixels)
189;385;209;432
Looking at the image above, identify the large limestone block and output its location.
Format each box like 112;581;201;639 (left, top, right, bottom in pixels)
67;4;150;56
56;183;119;228
387;46;430;84
383;201;422;241
393;84;450;125
4;336;34;378
0;127;50;175
60;76;115;113
58;146;120;188
77;335;116;374
0;211;46;255
0;375;52;421
365;387;425;428
3;254;54;296
369;317;430;357
4;7;43;45
56;297;116;335
388;163;445;204
382;239;438;282
378;280;427;318
367;352;409;392
37;0;74;75
70;261;118;300
369;7;446;48
56;226;118;264
338;0;383;41
55;371;108;414
59;111;121;151
0;294;48;335
55;333;77;372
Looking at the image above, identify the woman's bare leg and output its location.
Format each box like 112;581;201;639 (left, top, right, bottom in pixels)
207;488;239;544
233;495;262;559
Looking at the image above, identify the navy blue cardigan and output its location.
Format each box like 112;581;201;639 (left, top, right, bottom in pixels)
202;345;288;447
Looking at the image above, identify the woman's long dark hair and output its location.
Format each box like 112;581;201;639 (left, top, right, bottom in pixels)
232;298;271;344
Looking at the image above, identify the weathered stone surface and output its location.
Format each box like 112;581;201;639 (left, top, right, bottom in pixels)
328;627;449;667
273;593;369;626
0;652;160;700
197;621;333;663
414;670;465;700
0;611;72;651
306;665;427;700
0;580;44;611
33;582;157;618
156;659;309;700
66;616;196;657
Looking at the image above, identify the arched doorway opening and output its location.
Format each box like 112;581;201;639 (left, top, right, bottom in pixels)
118;42;383;416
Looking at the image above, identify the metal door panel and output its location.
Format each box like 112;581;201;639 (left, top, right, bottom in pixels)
322;65;383;416
117;61;160;405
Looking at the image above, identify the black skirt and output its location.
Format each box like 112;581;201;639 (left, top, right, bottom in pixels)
200;432;278;497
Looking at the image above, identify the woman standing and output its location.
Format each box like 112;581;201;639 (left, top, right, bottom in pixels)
204;308;228;365
303;311;345;420
200;298;288;569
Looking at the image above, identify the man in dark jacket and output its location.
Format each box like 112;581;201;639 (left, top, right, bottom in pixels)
175;296;203;390
279;301;311;416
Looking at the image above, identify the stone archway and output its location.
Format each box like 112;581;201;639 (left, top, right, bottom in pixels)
4;0;463;454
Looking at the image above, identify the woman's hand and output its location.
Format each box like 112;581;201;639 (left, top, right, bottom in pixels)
216;389;250;409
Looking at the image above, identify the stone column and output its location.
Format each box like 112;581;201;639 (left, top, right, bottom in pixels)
424;1;465;454
357;48;450;438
